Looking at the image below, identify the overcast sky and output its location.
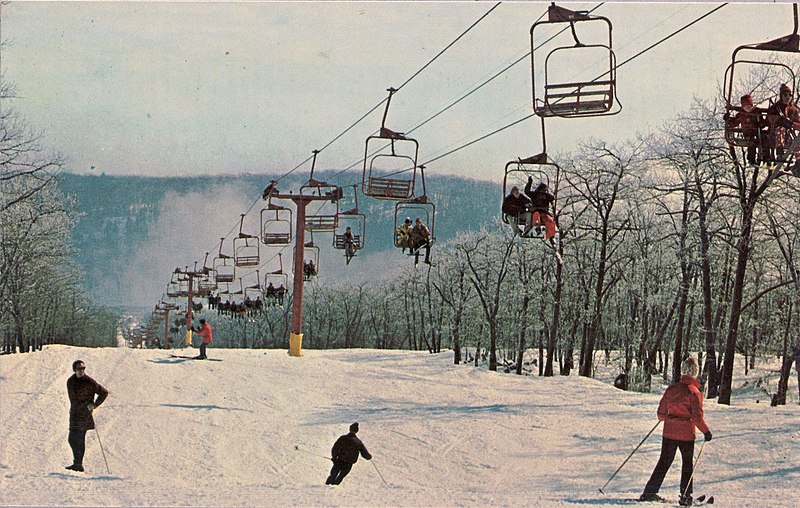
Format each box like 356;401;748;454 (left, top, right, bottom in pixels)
2;1;798;183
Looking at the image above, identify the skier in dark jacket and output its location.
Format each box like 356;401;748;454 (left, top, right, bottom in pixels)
640;357;711;506
502;186;532;236
325;422;372;485
524;177;557;243
66;360;109;472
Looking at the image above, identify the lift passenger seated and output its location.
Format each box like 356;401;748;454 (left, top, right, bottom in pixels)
395;195;435;265
531;3;620;118
333;186;366;265
303;234;320;281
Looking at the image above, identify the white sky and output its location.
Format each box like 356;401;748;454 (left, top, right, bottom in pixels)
2;1;798;181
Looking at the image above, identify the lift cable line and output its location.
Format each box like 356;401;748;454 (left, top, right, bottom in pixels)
395;1;503;93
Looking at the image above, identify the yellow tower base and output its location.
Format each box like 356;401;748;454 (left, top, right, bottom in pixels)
289;333;303;357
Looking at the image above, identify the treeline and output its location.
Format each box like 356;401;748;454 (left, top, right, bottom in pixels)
180;101;800;406
0;81;119;353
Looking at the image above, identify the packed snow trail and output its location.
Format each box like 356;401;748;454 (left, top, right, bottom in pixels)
0;345;798;507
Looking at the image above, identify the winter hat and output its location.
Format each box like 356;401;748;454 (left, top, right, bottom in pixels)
681;357;699;377
349;422;359;433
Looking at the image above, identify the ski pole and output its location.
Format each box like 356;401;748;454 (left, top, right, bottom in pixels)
371;459;388;486
598;420;662;494
94;425;111;475
294;444;331;461
681;440;707;499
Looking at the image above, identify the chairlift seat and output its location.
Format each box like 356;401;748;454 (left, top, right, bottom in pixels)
536;80;613;117
234;255;260;268
262;232;292;245
216;272;235;284
334;234;362;250
305;215;338;231
365;177;413;199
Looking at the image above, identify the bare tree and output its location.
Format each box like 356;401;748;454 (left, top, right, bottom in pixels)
565;140;644;378
459;230;516;372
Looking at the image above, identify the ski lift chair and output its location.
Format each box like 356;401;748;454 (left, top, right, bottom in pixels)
531;3;620;118
362;88;419;200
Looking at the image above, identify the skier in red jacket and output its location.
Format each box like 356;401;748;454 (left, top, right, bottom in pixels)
640;357;712;506
193;319;213;359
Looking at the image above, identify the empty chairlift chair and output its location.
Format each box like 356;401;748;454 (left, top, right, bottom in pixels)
531;3;620;118
213;237;236;284
302;150;342;232
260;202;293;246
362;88;419;200
234;214;260;268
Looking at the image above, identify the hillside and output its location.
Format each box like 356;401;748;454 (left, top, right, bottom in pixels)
57;172;498;310
1;346;798;507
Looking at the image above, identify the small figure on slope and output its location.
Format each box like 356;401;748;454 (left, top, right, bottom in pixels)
325;422;372;485
192;319;213;359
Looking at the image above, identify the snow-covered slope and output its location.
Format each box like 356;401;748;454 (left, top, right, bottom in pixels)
1;346;797;507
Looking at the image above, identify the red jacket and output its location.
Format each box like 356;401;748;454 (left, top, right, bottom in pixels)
196;323;213;344
657;375;710;441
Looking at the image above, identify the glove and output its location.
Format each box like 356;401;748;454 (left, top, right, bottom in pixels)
87;403;96;412
703;431;712;441
722;112;730;121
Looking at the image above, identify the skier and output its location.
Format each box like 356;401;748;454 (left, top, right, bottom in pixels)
639;357;712;506
66;360;109;472
192;319;213;359
325;422;372;485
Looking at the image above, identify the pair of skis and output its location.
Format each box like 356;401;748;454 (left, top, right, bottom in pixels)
169;354;222;362
624;494;714;505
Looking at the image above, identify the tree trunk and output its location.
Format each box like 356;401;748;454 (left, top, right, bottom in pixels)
719;202;754;405
772;303;792;406
545;259;564;376
516;294;529;375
